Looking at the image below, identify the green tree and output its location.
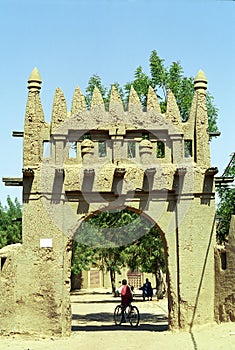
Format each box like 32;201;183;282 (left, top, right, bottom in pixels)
93;246;126;294
149;52;196;119
86;209;153;293
149;49;168;97
86;75;126;111
71;208;153;293
132;50;219;131
85;50;219;134
124;226;166;296
216;153;235;243
71;242;95;275
85;74;108;108
0;196;22;249
124;66;151;108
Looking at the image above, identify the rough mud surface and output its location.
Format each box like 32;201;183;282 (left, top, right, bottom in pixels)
0;289;234;350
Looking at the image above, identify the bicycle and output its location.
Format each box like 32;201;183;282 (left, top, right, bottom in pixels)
114;303;140;327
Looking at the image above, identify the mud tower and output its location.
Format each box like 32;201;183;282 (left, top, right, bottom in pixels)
0;68;218;336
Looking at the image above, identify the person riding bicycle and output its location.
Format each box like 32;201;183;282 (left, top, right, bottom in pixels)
114;280;139;326
120;279;133;321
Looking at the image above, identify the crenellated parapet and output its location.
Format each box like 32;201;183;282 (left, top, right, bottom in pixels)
51;87;68;134
108;85;125;123
23;67;213;198
146;86;161;113
71;86;86;115
165;90;183;133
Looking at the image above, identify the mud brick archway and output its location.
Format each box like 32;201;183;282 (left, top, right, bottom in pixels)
0;68;218;336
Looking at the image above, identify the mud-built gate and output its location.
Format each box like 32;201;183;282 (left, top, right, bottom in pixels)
0;68;218;336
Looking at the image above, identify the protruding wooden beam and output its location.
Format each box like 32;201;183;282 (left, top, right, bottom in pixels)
208;131;221;137
2;177;23;186
12;131;24;137
215;176;234;186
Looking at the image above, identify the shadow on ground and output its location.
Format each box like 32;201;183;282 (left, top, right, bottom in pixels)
72;299;119;304
72;311;168;332
72;298;155;304
72;323;168;332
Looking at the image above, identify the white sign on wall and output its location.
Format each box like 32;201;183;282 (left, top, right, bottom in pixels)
40;238;53;248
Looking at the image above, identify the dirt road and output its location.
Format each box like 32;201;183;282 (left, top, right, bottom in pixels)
0;290;234;350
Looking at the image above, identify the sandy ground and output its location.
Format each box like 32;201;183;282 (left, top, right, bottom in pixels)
0;290;235;350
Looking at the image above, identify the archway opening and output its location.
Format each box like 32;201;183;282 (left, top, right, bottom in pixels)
70;206;169;331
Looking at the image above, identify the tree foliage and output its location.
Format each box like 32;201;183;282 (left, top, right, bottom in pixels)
72;209;136;292
0;196;22;249
125;227;165;274
85;74;108;108
216;154;235;243
124;226;165;291
92;246;126;293
124;66;151;107
71;242;94;275
71;208;165;292
85;50;219;134
128;50;219;131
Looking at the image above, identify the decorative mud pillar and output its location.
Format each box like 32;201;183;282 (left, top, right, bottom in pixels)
139;139;153;166
23;67;44;167
81;139;94;166
194;70;210;167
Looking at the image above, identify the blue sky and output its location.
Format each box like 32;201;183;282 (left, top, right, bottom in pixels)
0;0;234;205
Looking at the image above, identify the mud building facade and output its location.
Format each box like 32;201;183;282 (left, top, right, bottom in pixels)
0;68;221;336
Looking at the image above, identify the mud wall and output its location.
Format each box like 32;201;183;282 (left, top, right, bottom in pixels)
215;215;235;323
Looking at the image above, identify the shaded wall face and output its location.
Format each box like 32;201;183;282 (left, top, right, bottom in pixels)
147;198;216;329
214;216;235;323
0;198;72;337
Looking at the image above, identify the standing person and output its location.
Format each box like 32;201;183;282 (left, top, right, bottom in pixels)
142;278;153;301
120;279;133;321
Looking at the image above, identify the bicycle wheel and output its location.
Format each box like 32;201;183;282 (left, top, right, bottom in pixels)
114;305;123;325
129;306;140;327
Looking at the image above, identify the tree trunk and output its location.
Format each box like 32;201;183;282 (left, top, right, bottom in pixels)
110;269;116;294
155;267;165;299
